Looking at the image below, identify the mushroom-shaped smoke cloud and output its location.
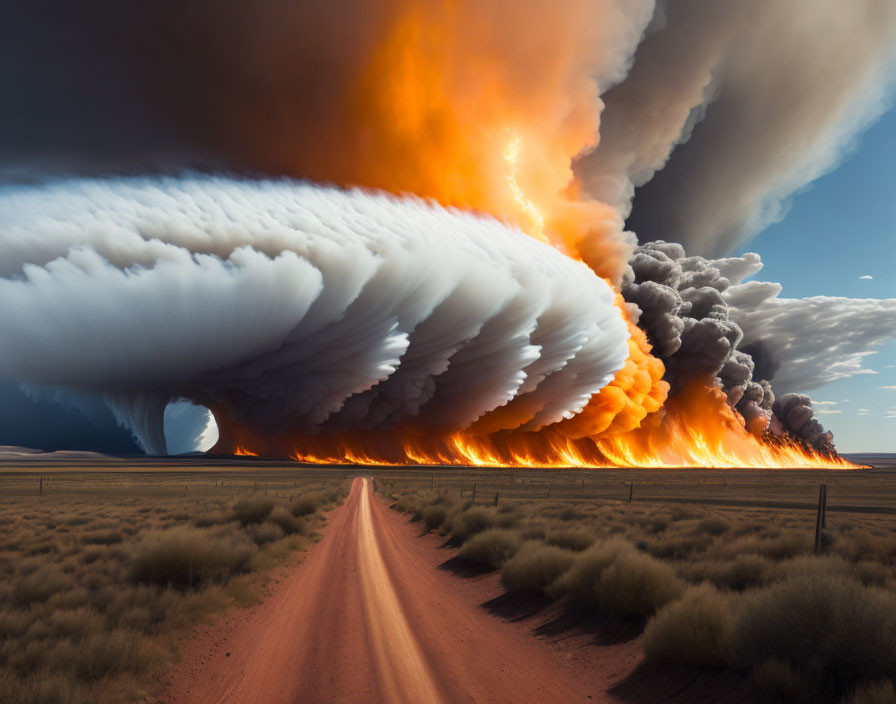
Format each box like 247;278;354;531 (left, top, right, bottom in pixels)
0;177;631;455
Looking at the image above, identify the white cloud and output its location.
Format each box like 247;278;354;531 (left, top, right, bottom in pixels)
814;408;842;415
0;176;630;455
857;408;871;415
813;400;838;406
882;386;896;390
859;275;874;280
725;283;896;393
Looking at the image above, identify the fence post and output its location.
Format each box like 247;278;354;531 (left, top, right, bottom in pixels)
494;491;500;507
39;476;43;497
628;482;633;503
547;485;552;499
472;483;477;503
814;484;828;554
821;484;828;529
581;479;585;494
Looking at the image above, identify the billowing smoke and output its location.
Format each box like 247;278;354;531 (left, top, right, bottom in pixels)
0;177;629;455
578;0;896;256
623;241;896;451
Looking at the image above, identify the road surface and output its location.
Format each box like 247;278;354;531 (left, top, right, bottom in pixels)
164;477;634;703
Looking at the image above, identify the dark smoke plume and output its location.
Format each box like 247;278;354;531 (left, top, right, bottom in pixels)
623;241;896;451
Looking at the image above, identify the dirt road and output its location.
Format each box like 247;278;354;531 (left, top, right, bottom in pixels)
164;477;638;703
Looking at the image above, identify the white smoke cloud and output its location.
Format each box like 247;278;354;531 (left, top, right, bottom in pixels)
724;285;896;394
0;176;630;454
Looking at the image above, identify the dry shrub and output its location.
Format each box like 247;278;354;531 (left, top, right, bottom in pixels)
545;528;594;552
421;505;448;533
45;607;104;640
131;526;255;588
734;575;896;695
501;542;575;595
290;494;320;517
520;524;547;541
392;495;422;517
769;554;853;585
642;583;735;666
12;566;75;606
592;548;685;619
697;516;729;536
457;529;523;568
232;497;274;525
246;521;284;546
752;658;809;701
547;539;632;607
267;507;305;536
72;628;141;681
678;553;771;591
449;507;497;542
842;680;896;704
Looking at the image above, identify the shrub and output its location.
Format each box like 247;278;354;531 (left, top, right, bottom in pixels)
592;548;684;619
697;516;730;536
679;553;771;591
291;494;320;517
501;542;575;595
449;507;497;542
12;566;75;606
643;584;735;666
547;539;631;607
268;507;305;536
421;505;448;533
392;495;422;517
72;628;141;681
545;528;594;552
232;497;274;525
131;526;255;588
734;575;896;695
842;680;896;704
752;658;809;701
458;529;523;568
246;521;285;546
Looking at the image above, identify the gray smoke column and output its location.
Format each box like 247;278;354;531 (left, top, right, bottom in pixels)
578;0;896;256
0;177;630;455
623;241;896;451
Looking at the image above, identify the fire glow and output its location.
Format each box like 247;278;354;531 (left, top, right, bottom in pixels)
265;136;859;470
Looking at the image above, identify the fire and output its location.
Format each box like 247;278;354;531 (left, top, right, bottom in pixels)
233;445;258;457
210;5;859;471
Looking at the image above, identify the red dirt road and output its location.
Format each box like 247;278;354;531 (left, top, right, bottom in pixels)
164;477;638;704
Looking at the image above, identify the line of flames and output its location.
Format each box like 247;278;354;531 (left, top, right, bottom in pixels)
269;430;860;470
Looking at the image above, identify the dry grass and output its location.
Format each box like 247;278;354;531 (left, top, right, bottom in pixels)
379;466;896;701
457;528;523;568
642;583;735;666
0;468;348;704
500;542;575;595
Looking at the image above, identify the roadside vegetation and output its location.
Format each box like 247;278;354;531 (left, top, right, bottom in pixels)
0;471;347;704
379;473;896;703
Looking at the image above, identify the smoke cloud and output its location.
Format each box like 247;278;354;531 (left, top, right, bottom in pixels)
578;0;896;256
0;177;630;455
623;240;896;449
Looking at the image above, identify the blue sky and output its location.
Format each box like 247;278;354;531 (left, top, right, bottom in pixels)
739;108;896;452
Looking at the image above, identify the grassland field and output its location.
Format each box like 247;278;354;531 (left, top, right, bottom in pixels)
1;455;894;704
